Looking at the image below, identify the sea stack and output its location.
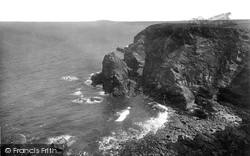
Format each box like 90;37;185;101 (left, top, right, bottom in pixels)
91;52;136;96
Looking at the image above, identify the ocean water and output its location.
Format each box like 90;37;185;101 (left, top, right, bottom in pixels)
0;22;170;155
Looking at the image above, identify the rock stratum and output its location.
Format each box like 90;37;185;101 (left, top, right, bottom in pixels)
91;22;250;156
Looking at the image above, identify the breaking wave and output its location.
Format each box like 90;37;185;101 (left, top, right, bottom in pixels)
98;91;107;96
115;107;131;122
72;91;83;96
72;97;103;104
61;76;79;81
84;79;103;89
84;72;103;89
86;97;103;104
72;98;86;104
47;134;76;147
84;79;93;86
99;103;171;155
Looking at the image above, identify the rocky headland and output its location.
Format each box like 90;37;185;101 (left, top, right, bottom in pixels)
91;22;250;156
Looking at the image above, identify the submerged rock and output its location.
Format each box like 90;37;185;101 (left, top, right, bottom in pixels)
50;137;68;152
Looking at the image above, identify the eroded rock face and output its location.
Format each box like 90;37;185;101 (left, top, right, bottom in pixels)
91;72;104;87
218;63;250;108
131;24;250;108
123;48;139;71
91;52;136;96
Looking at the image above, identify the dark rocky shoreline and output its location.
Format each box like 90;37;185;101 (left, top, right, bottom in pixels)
91;22;250;156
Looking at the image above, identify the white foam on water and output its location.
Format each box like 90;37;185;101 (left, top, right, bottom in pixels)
72;91;82;96
84;79;93;86
153;103;169;112
87;71;101;79
86;97;103;104
72;98;87;104
84;79;103;89
99;131;127;154
76;88;81;91
29;136;40;143
99;103;171;155
39;124;46;127
115;107;131;122
72;96;103;104
61;76;79;81
98;91;107;96
17;134;27;144
47;134;76;147
85;72;103;89
10;126;21;131
89;73;95;76
135;111;169;138
95;84;103;89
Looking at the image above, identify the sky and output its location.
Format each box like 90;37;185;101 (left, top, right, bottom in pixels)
0;0;249;21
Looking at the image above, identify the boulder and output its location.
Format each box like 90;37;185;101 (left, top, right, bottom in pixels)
91;72;104;87
50;137;67;152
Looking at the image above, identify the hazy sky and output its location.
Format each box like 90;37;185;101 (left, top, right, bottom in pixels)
0;0;249;21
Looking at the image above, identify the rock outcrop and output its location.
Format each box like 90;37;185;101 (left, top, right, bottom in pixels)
91;52;136;96
123;48;139;71
90;22;250;156
92;24;250;109
130;24;250;109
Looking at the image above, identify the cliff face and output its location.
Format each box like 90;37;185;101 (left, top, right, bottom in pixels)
91;23;250;108
123;49;139;71
132;24;250;108
91;23;250;156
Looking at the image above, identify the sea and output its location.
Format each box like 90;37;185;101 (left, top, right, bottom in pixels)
0;22;172;156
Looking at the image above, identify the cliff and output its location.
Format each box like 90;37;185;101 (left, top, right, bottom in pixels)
91;22;250;156
94;24;250;109
132;24;250;109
